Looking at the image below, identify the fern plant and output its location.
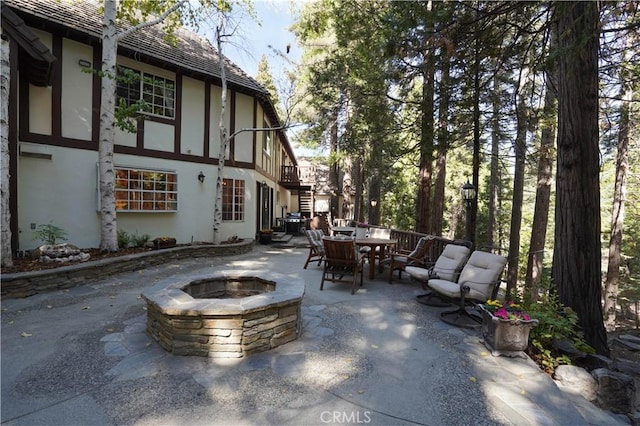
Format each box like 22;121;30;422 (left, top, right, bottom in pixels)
33;224;68;245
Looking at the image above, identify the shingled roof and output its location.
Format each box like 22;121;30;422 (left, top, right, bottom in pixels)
4;0;278;122
0;2;56;86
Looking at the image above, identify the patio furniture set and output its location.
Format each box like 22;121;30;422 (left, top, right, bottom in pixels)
304;225;508;328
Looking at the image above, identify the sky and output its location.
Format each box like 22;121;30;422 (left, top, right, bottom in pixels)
221;1;319;156
223;1;301;83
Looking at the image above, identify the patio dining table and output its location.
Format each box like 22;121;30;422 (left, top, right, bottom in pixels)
355;237;398;279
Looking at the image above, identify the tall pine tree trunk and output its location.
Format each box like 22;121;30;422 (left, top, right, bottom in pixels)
506;96;528;299
432;51;450;237
416;62;435;234
603;68;631;331
470;36;481;249
488;73;500;250
329;111;339;222
553;1;608;356
525;68;556;302
416;0;435;234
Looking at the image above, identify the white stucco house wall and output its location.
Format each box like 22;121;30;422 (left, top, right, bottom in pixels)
2;0;303;250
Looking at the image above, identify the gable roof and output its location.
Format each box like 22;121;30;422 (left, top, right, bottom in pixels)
4;0;266;95
4;0;296;163
0;3;56;86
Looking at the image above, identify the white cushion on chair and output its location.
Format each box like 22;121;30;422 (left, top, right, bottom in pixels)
432;244;470;281
429;251;507;302
405;265;431;281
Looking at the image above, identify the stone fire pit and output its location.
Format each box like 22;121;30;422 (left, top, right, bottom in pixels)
141;271;305;358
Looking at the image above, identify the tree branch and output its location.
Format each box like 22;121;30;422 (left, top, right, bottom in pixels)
117;1;187;41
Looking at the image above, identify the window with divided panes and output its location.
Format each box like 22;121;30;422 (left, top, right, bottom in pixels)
222;178;245;221
116;66;175;118
114;167;177;212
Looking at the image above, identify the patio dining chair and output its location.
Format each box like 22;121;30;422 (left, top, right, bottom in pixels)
383;235;435;283
429;251;507;328
320;236;366;295
303;229;326;269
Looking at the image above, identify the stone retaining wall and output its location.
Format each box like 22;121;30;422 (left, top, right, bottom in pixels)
1;241;254;299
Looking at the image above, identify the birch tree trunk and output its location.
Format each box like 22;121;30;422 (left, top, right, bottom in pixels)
1;35;12;267
213;13;228;245
96;0;185;251
98;0;119;252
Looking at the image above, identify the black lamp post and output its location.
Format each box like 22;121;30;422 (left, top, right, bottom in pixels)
369;198;378;225
461;181;476;244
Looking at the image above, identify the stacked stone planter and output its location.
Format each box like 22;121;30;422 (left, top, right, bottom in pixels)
1;240;253;299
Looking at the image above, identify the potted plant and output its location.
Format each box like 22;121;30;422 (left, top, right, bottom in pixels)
478;300;539;358
258;229;273;244
152;236;177;250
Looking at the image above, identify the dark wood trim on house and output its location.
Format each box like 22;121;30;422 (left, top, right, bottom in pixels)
14;52;260;173
136;118;144;149
19;133;98;150
9;37;20;251
229;90;236;162
51;34;62;138
174;71;182;154
203;83;210;158
18;68;29;140
252;97;258;166
91;45;100;144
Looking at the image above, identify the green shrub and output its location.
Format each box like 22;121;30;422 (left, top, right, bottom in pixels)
521;291;594;374
118;230;150;248
33;223;67;245
131;232;150;248
117;230;130;249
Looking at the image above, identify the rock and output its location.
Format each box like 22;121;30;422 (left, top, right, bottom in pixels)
620;335;640;345
615;337;640;351
579;353;614;371
555;338;588;359
554;365;598;401
593;368;636;414
614;359;640;377
35;243;90;264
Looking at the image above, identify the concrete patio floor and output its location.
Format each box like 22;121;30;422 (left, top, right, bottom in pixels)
1;237;626;425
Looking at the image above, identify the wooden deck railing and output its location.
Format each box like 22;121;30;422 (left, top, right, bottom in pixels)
280;165;316;186
385;228;472;265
